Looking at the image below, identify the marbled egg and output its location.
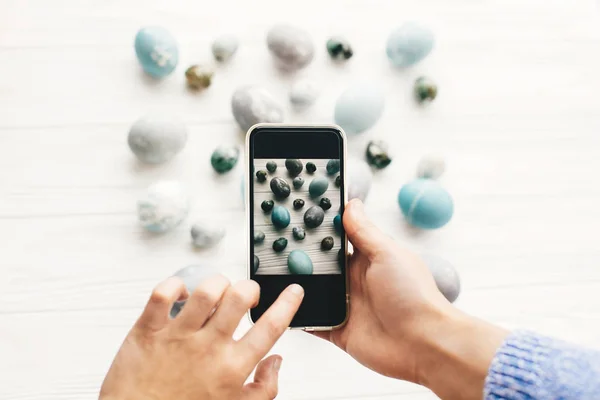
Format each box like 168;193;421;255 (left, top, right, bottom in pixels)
366;140;393;169
231;86;284;132
271;205;291;229
326;159;340;175
285;159;303;176
211;145;239;173
212;35;239;62
190;221;225;248
289;79;320;108
386;22;434;68
414;76;438;103
134;26;179;78
334;83;385;135
266;25;314;70
128;116;188;164
293;199;305;209
416;154;446;179
273;237;288;252
137;181;189;233
185;65;214;89
287;250;313;275
398;179;453;229
304;206;325;228
170;264;220;317
347;157;373;202
421;254;461;303
319;197;332;210
309;176;329;197
292;226;306;240
270;177;291;199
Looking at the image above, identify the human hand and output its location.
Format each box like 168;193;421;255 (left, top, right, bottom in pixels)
313;199;507;399
100;275;304;400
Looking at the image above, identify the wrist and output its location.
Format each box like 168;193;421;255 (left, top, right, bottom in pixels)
415;305;509;400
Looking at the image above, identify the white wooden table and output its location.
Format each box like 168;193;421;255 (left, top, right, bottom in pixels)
2;1;600;399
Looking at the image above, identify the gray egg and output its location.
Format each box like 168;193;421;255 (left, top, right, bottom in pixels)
128;116;188;164
266;25;315;71
137;181;190;233
347;156;373;202
289;79;320;108
231;86;284;132
170;265;221;317
421;254;461;303
190;222;226;248
417;154;446;179
211;35;239;62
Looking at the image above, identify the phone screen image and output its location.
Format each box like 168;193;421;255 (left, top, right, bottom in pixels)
247;126;348;329
253;158;342;276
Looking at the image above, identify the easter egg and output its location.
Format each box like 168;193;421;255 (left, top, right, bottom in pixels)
366;140;393;169
289;79;320;108
273;237;288;252
270;177;291;199
266;161;277;173
347;157;373;202
386;22;434;68
190;222;225;248
128;116;188;164
137;181;189;233
292;226;306;240
416;154;446;179
334;83;385;135
271;206;291;229
261;200;274;212
211;145;239;173
321;236;334;250
185;65;214;89
253;255;260;274
212;35;239;62
326;37;353;60
326;159;340;175
398;179;453;229
304;206;325;228
231;86;284;132
285;159;304;176
254;230;265;243
134;26;179;78
287;250;314;275
414;76;438;103
309;176;329;197
293;199;305;209
421;254;461;303
170;264;220;317
293;177;305;189
267;25;315;70
333;214;343;234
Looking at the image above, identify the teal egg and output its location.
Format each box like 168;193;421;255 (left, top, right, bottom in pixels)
134;27;179;78
271;205;291;229
334;83;385;135
333;214;342;234
287;250;314;275
386;22;434;67
398;179;453;229
309;176;329;197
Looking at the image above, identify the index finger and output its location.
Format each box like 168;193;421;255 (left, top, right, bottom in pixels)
237;284;304;364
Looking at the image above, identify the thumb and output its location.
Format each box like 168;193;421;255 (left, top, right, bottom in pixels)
343;199;392;258
241;355;282;400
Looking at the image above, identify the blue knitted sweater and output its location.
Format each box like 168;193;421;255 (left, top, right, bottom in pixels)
485;331;600;399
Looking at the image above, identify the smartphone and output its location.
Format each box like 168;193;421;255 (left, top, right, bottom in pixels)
246;124;348;330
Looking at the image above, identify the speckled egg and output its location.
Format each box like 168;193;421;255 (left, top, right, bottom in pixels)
398;179;453;229
304;206;325;228
366;140;393;169
134;26;179;78
271;205;291;229
231;86;284;132
326;37;353;60
212;35;239;62
386;22;434;67
287;250;314;275
137;181;189;233
414;76;437;103
289;79;320;108
170;264;220;317
211;145;239;173
347;157;373;202
326;159;340;175
128;116;188;164
292;226;306;240
421;254;461;303
416;154;446;179
185;65;214;89
334;83;385;135
309;176;329;197
266;25;314;70
321;236;334;250
190;221;225;248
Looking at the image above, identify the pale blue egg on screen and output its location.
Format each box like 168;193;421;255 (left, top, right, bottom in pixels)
135;26;179;78
398;179;453;229
334;83;385;135
386;22;434;67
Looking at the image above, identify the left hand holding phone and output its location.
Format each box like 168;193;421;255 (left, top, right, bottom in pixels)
99;275;304;400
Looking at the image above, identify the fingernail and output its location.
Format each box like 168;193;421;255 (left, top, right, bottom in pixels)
273;356;282;372
288;284;304;296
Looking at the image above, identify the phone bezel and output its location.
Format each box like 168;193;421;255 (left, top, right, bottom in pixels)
245;123;349;331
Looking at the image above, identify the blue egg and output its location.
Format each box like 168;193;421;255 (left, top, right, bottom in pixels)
398;179;453;229
309;176;329;197
287;250;314;275
271;205;291;229
386;22;434;67
333;214;343;234
334;83;385;135
135;26;179;78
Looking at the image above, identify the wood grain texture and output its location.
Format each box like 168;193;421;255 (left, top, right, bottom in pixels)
1;0;600;399
253;159;341;275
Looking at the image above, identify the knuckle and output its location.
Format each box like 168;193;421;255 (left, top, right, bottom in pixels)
149;288;170;306
264;318;282;339
193;288;221;306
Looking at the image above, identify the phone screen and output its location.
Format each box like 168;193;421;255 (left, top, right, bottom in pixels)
247;126;348;329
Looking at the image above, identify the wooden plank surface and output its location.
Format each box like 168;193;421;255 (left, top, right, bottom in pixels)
1;0;600;399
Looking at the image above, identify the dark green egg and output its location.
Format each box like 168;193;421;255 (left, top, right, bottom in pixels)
210;145;239;173
319;197;332;210
306;162;317;173
254;230;265;243
293;199;305;209
414;76;437;103
326;37;353;60
256;170;268;182
273;237;288;252
253;255;260;273
266;161;277;173
285;159;303;176
366;140;392;169
326;159;340;175
261;200;274;212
